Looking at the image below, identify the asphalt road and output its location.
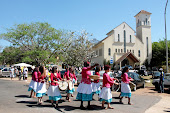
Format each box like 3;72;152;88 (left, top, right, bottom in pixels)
0;79;161;113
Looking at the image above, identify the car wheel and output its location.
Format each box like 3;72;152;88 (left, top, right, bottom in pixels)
155;83;159;90
142;82;145;88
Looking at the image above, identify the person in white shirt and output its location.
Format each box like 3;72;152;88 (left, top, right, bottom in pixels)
23;66;28;81
10;67;15;80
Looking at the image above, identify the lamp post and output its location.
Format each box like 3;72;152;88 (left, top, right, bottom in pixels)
165;0;168;73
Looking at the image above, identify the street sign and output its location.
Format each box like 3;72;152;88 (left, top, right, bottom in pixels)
110;56;113;64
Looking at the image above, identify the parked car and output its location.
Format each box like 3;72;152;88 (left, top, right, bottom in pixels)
152;73;170;90
152;71;161;79
1;67;11;77
116;72;145;91
122;65;133;70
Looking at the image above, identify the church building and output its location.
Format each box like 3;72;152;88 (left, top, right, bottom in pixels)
90;10;152;69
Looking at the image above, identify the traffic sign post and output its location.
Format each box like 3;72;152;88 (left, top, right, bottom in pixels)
110;57;113;64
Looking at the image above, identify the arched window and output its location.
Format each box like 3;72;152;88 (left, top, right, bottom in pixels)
138;50;140;57
115;49;117;53
118;34;120;42
118;49;120;53
121;49;123;53
108;48;111;56
146;18;148;25
130;35;132;43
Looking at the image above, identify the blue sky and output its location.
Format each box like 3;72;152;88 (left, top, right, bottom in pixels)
0;0;169;50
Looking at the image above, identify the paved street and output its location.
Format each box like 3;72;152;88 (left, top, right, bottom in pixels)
0;78;161;113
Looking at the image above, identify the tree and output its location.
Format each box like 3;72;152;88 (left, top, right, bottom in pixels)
150;39;170;67
63;30;93;67
0;22;69;66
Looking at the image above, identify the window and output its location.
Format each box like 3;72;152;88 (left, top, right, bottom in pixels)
118;49;120;53
118;34;120;42
130;35;132;43
127;49;129;52
130;50;131;52
133;50;134;53
138;50;140;57
99;49;102;56
121;49;123;53
146;37;149;57
124;30;126;52
115;49;117;53
146;18;148;25
108;48;111;56
96;50;98;56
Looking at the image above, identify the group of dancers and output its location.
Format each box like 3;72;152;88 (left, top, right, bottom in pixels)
28;61;133;110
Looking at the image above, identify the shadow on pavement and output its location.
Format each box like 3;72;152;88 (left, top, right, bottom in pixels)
59;105;103;111
112;96;120;99
43;99;66;104
15;95;30;98
26;104;54;108
16;101;37;104
150;88;170;94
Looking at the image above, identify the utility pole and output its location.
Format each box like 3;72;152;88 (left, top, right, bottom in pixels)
165;0;168;72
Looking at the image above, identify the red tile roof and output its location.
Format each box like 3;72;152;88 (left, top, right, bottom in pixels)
115;52;139;63
134;10;152;17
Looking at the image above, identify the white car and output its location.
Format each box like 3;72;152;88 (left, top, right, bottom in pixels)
1;67;11;77
152;73;170;90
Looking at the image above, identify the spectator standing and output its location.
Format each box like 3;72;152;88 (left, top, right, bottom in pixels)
18;67;22;80
159;68;165;93
23;66;28;81
10;66;15;80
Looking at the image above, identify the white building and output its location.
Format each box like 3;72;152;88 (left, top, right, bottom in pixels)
90;10;152;69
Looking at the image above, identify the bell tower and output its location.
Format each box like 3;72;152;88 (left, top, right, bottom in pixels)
135;10;152;64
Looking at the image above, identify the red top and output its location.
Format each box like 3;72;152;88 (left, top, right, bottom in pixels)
51;73;62;86
93;72;100;83
121;73;130;84
64;70;70;80
64;70;77;81
72;73;77;81
37;71;46;83
102;72;114;88
81;67;91;84
32;71;38;82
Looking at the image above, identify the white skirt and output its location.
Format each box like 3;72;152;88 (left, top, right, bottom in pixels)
10;74;14;78
121;81;131;93
47;85;61;96
36;82;47;93
99;87;112;100
29;80;37;91
92;82;101;92
77;82;92;94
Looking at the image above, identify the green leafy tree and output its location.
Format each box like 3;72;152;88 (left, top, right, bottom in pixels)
0;22;69;65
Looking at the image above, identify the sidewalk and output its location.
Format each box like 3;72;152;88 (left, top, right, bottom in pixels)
145;93;170;113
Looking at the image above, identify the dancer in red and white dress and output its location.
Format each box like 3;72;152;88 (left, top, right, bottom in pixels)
47;66;62;108
99;65;119;109
76;61;99;110
92;66;101;98
28;67;38;98
36;66;47;105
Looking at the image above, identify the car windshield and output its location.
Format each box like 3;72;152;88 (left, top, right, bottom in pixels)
99;71;114;77
165;74;170;79
153;71;161;76
132;72;141;80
